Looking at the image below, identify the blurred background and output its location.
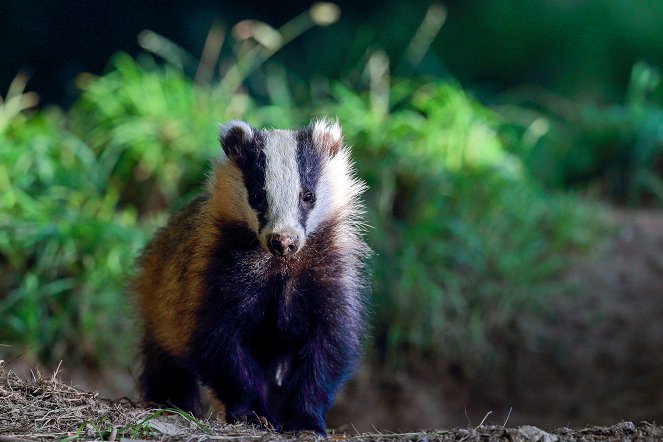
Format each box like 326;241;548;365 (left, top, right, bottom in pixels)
1;0;663;431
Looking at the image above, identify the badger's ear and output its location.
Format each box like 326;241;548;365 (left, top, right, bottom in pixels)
219;120;254;159
311;118;342;157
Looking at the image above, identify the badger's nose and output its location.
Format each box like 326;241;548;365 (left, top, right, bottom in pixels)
267;233;300;256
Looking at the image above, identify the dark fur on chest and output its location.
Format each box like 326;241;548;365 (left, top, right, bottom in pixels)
179;220;362;432
193;220;345;340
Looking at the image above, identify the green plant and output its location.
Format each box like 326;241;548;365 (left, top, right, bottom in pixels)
502;62;663;206
0;82;148;365
325;78;601;373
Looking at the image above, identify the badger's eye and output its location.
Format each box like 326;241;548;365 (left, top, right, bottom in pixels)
301;190;316;205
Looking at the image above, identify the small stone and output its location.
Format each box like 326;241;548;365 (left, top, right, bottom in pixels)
612;421;636;433
511;425;559;442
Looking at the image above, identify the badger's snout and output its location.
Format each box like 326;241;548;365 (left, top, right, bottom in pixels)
267;232;300;256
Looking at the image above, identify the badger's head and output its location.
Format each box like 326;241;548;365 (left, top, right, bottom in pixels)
208;119;364;258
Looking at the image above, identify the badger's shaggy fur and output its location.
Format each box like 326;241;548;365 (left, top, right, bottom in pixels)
133;119;370;435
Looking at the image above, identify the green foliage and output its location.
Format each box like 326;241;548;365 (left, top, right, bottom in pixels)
0;48;602;376
505;62;663;206
0;89;147;365
71;53;237;210
329;81;600;371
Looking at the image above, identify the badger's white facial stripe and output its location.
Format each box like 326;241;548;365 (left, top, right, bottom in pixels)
262;130;305;242
305;147;363;234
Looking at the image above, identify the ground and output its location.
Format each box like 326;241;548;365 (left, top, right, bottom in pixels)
1;362;662;441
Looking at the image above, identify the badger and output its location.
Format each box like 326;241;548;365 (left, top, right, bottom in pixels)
133;119;370;435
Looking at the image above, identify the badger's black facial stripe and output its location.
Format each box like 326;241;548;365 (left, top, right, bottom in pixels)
233;130;269;228
296;128;325;229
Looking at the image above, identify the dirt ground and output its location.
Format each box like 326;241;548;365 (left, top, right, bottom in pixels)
483;209;663;426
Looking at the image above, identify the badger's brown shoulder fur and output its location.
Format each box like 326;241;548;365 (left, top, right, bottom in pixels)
133;195;216;357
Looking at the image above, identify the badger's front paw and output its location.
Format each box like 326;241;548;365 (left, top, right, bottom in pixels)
281;414;327;436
